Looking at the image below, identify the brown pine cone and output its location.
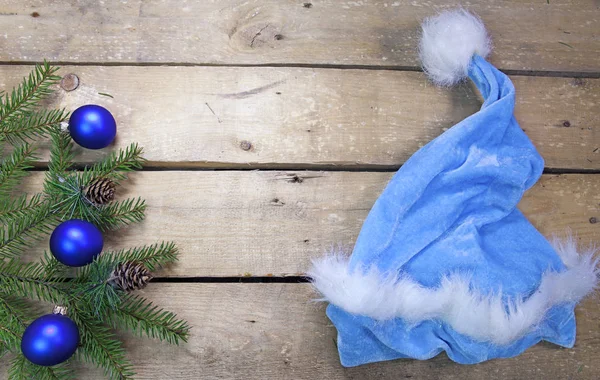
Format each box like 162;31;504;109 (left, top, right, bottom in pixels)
85;177;116;205
110;262;153;292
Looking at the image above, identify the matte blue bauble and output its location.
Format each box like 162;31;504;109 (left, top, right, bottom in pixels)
21;314;79;366
50;219;103;267
68;104;117;149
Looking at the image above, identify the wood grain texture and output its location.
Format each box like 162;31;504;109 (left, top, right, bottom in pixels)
67;283;600;379
19;172;600;277
1;66;598;169
0;1;599;72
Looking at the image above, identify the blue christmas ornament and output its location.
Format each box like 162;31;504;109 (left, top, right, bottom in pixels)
68;104;117;149
50;219;103;267
21;313;79;366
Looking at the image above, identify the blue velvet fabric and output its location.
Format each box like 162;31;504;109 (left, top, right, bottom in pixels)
328;55;577;366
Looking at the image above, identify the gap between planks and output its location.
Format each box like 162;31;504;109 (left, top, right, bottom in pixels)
28;164;600;175
1;61;599;79
18;171;600;278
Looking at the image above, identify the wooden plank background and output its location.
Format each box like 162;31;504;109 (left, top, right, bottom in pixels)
0;1;599;72
19;172;600;277
72;284;600;380
1;66;598;169
2;0;600;379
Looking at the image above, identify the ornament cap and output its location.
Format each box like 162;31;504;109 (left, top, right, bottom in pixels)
53;305;68;316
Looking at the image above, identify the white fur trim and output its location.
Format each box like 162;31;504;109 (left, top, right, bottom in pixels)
308;235;598;345
419;9;492;86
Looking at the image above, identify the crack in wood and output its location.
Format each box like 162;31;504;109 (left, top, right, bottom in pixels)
216;80;284;99
250;24;270;48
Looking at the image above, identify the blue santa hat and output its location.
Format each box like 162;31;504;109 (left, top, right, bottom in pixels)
308;9;598;366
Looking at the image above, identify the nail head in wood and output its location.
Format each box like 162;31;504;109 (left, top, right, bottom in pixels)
60;73;80;92
240;140;253;151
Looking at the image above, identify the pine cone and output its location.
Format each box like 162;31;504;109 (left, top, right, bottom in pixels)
85;177;116;205
110;262;153;291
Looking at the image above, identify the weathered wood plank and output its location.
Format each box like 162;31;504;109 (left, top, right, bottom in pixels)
70;283;600;379
1;66;598;169
19;172;600;277
0;1;599;72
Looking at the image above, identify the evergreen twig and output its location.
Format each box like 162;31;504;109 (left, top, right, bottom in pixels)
109;294;190;345
0;61;61;130
8;354;74;380
83;143;144;184
1;109;68;145
0;202;57;259
0;61;187;379
0;143;38;200
99;242;179;272
73;312;135;380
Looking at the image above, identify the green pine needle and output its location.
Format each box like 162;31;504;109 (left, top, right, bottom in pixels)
96;197;146;231
0;294;29;352
110;294;191;345
0;61;61;128
73;312;136;380
1;62;189;379
47;127;75;175
8;354;74;380
0;143;38;200
0;193;45;223
0;202;57;259
0;109;69;146
83;143;145;184
0;259;68;304
100;241;179;272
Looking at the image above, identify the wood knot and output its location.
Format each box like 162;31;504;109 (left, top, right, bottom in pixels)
31;11;40;17
60;73;80;91
562;120;571;128
590;217;597;224
303;2;313;8
240;140;253;151
237;23;281;49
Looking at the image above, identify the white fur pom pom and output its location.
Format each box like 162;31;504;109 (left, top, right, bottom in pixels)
419;9;491;86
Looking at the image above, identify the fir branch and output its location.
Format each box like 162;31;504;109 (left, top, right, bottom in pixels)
47;127;74;176
40;250;72;280
96;197;146;231
0;201;57;259
0;259;68;305
72;260;124;318
8;354;74;380
0;142;38;200
72;312;135;380
0;320;22;353
109;294;190;345
0;109;68;145
44;170;146;231
100;242;179;272
0;61;60;127
0;193;45;223
80;282;122;318
43;173;95;222
0;293;31;351
82;143;145;184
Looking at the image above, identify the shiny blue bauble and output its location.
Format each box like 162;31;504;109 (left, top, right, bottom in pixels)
21;314;79;366
68;104;117;149
49;219;103;267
